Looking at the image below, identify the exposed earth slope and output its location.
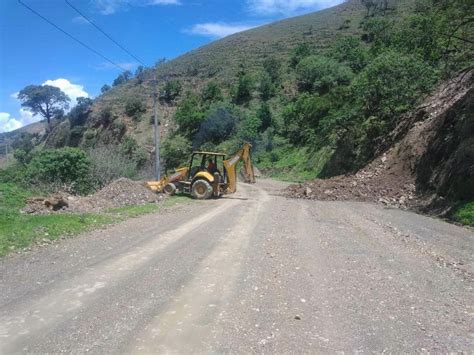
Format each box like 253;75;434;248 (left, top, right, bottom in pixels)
286;71;474;212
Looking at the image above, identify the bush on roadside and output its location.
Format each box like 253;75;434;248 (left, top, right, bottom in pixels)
26;147;91;194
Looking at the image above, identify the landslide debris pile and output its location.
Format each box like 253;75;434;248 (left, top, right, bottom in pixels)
23;178;163;215
285;71;473;210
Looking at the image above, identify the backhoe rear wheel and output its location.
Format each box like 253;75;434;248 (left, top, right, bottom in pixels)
191;179;212;200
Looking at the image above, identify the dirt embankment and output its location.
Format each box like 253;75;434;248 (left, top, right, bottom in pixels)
23;178;164;215
286;71;473;212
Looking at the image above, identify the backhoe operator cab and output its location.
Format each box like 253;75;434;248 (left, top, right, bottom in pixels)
154;142;256;200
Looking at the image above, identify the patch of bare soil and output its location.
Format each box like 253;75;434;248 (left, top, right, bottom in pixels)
22;178;164;215
285;71;473;211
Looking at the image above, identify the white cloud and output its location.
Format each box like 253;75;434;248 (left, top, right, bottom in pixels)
247;0;345;15
0;110;39;134
94;0;181;15
42;78;89;104
187;23;258;39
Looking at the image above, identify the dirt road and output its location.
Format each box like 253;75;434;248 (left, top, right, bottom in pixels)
1;180;473;353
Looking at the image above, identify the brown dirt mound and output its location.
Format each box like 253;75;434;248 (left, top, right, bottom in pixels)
69;178;164;213
22;178;164;215
285;71;473;210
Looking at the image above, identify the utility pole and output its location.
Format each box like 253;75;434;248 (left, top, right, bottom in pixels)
153;67;161;181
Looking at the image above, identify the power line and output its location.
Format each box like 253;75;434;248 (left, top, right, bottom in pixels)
65;0;146;67
17;0;128;72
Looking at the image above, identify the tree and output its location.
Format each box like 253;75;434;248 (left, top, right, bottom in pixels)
69;97;93;127
17;85;70;127
101;84;111;93
201;81;222;103
257;102;272;132
112;71;132;86
263;56;281;83
135;66;146;83
161;134;192;170
259;72;274;101
296;55;353;94
233;74;253;105
161;80;182;103
174;92;206;137
290;43;311;68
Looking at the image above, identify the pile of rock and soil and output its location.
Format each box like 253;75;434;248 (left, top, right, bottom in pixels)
285;71;473;212
22;178;164;215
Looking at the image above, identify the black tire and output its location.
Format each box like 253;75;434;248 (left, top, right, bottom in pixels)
191;179;212;200
163;183;176;195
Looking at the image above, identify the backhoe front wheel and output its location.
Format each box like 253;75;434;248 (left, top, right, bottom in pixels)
191;179;213;200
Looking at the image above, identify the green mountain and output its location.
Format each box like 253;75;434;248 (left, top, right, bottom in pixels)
3;0;472;209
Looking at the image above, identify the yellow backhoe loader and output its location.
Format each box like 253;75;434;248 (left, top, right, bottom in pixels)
146;142;256;199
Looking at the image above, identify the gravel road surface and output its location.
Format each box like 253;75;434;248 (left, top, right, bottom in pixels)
1;180;473;353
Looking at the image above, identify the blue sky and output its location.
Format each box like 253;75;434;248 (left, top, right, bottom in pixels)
0;0;344;133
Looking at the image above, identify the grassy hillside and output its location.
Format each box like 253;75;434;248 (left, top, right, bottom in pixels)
4;0;472;201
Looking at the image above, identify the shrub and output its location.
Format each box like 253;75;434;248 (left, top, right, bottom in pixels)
296;55;353;94
193;105;239;148
161;80;182;102
87;146;138;190
13;149;32;165
233;74;253;105
174;92;205;137
201;81;222;103
259;72;275;101
161;134;192;170
289;43;311;68
330;36;369;72
125;98;146;120
257;102;273;132
351;50;438;123
26;147;91;194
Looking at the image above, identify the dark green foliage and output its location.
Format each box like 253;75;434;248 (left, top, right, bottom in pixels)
330;36;369;72
17;85;70;126
193;105;239;148
263;56;281;83
257;102;273;132
239;115;262;142
13;149;32;165
99;107;115;126
125;98;146;120
101;84;111;93
259;73;275;101
69;126;85;147
201;81;222;103
69;97;93;127
11;132;34;153
296;55;353;94
120;136;148;168
174;92;206;137
289;43;311;68
161;80;182;102
352;50;437;122
282;93;331;145
161;134;192;170
112;71;132;87
26;148;91;194
233;74;253;105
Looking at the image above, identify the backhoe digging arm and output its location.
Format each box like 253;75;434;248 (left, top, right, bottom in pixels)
223;143;256;194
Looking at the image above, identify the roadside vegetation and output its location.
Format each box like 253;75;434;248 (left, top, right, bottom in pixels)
453;202;474;227
0;182;189;257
